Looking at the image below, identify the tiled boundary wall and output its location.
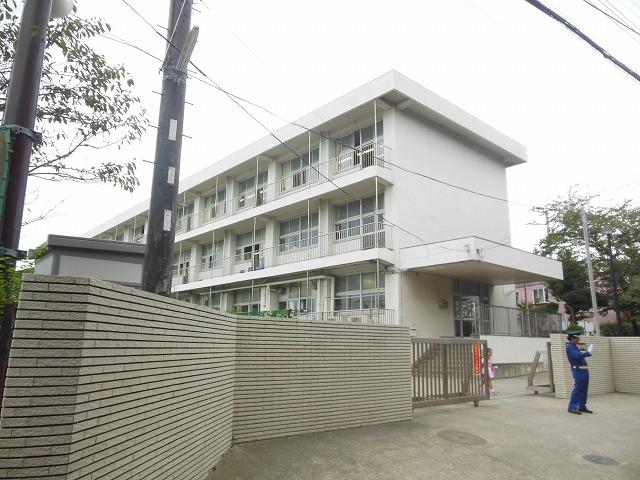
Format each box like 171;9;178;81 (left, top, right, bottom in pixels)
234;317;412;443
550;334;640;398
0;275;412;480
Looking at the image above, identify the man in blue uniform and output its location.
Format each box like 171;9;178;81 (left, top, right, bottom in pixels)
566;332;594;415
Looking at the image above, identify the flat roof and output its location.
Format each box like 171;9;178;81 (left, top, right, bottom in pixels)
43;234;146;255
84;71;527;237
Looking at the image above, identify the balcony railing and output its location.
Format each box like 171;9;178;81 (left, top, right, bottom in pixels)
297;309;396;325
472;304;567;337
173;139;386;234
331;141;385;177
171;223;392;287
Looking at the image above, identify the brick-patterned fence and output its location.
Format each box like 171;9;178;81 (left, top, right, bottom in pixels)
234;316;412;443
0;275;412;480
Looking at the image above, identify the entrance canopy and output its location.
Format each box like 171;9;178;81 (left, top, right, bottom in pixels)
399;237;563;285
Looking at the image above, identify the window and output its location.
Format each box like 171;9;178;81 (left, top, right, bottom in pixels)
173;248;191;276
134;224;145;237
235;229;266;262
279;212;319;252
200;240;224;270
203;189;227;220
336;120;384;157
335;193;384;239
233;288;260;313
515;291;521;305
202;292;222;310
334;272;385;310
176;202;194;232
177;202;194;219
533;288;549;304
277;281;317;312
237;171;268;209
280;148;320;191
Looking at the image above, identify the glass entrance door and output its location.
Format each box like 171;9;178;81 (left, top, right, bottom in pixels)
453;280;489;337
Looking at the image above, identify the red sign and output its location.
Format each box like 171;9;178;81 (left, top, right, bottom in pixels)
473;344;481;375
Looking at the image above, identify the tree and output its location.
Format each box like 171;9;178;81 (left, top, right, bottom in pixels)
546;254;606;323
537;191;640;334
0;1;147;191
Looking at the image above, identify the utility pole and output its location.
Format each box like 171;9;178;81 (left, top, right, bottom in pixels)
141;0;196;295
580;205;600;335
0;0;54;407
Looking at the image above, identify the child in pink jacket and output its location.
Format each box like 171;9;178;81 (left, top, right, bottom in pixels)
482;348;498;398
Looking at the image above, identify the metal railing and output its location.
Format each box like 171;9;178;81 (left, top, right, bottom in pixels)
171;224;393;286
171;140;386;234
297;308;395;325
473;304;565;337
412;337;490;407
331;141;385;177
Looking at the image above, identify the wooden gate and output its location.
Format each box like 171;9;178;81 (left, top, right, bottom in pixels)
412;337;490;408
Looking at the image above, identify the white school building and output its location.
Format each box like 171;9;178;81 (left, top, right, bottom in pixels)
76;71;563;358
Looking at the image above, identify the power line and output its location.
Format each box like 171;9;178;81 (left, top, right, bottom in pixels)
600;0;640;32
105;14;640;219
523;0;640;83
115;0;640;254
580;0;640;36
583;0;640;46
117;0;427;244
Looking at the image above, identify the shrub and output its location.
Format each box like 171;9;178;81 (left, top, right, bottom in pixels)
563;323;585;335
599;322;635;336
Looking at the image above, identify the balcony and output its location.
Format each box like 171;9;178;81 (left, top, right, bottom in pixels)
175;140;386;235
171;223;393;287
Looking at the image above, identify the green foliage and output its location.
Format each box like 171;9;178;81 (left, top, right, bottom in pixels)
0;259;23;307
518;301;560;314
0;248;45;312
0;1;148;191
537;191;640;327
563;323;585;335
599;322;635;337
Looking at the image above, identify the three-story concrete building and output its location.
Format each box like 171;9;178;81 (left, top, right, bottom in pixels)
83;71;563;339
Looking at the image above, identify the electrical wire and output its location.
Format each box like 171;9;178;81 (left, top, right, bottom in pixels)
600;0;640;33
118;0;427;244
106;9;640;219
523;0;640;83
115;0;640;258
581;0;640;35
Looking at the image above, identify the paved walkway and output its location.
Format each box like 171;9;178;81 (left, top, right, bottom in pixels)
207;376;640;479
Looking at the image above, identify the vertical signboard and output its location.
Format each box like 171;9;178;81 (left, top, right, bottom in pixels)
473;343;481;375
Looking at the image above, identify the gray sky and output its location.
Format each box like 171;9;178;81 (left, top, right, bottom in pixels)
19;0;640;253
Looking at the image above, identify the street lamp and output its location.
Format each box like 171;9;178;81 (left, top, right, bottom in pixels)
603;225;623;335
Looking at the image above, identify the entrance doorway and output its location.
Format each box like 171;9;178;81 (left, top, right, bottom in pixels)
453;280;489;337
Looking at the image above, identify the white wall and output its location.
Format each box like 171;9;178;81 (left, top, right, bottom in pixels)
480;335;549;364
490;284;518;308
33;254;53;275
400;272;454;338
57;254;142;285
391;108;512;249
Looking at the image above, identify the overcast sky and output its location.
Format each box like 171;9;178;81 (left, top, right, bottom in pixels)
18;0;640;253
